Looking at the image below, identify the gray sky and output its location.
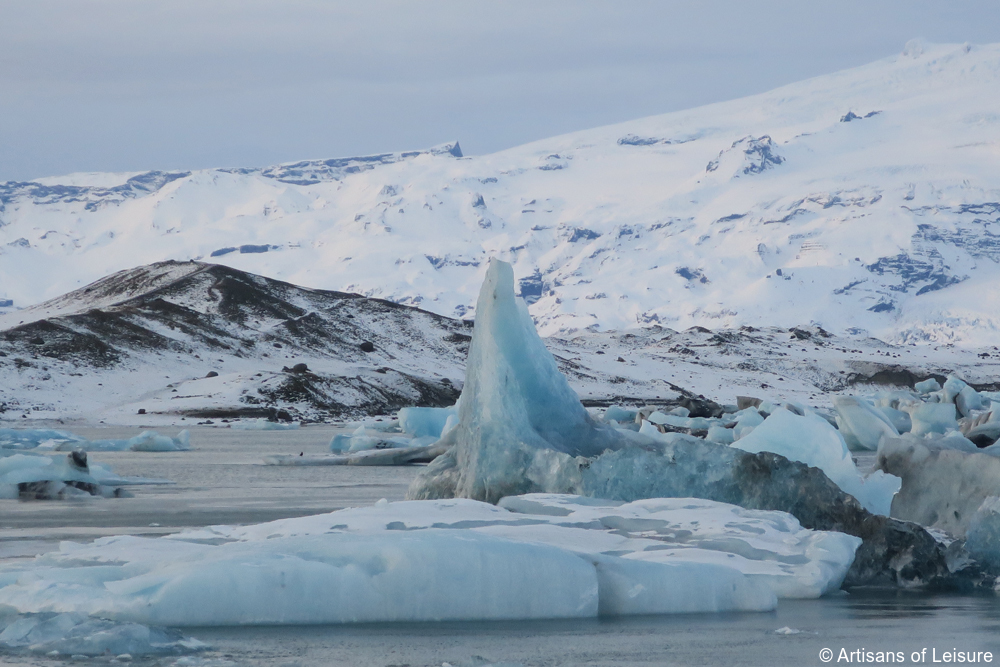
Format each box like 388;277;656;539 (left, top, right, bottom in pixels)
1;0;998;182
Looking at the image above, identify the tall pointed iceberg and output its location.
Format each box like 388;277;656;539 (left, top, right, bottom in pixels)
410;258;630;502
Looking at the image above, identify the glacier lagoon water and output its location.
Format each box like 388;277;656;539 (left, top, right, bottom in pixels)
1;428;999;666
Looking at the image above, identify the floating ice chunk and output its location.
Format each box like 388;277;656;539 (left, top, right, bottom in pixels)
0;451;104;499
733;408;899;516
127;431;191;452
878;406;912;433
943;375;968;402
0;428;86;450
398;405;458;439
832;397;899;451
231;420;300;431
877;435;1000;536
329;426;425;453
915;378;942;394
602;406;638;423
267;443;443;466
0;531;602;626
956;386;986;418
733;409;764;440
966;497;1000;568
907;403;958;436
38;430;190;452
707;425;735;444
0;612;205;657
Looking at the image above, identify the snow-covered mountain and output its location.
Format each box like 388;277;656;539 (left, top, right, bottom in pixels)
2;41;1000;344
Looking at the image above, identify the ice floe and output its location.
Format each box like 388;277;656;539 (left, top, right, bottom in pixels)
0;494;863;627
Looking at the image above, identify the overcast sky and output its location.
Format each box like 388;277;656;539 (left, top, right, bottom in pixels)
1;1;998;182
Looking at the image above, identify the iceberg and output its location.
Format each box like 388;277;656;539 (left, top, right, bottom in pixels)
329;425;437;454
956;386;982;417
266;443;444;466
915;378;942;394
732;408;900;516
706;425;735;444
907;403;959;436
943;375;968;403
646;412;721;431
832;396;899;451
411;259;633;502
0;494;868;627
602;406;638;424
398;405;459;439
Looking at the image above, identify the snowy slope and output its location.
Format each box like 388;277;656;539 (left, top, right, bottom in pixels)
2;41;1000;344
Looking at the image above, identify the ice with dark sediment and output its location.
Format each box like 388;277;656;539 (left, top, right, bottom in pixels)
877;433;1000;537
732;407;899;516
1;449;171;499
407;258;955;588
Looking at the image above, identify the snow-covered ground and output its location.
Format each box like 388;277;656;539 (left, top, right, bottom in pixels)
2;41;1000;346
